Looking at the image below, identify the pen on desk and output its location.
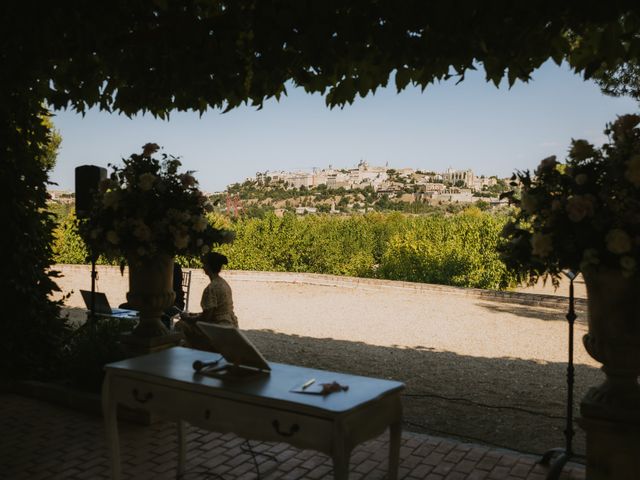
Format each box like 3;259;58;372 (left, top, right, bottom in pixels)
301;378;316;390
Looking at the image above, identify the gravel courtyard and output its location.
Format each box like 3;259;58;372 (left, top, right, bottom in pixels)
57;265;599;461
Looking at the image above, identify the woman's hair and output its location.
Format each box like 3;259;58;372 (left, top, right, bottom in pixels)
201;251;228;274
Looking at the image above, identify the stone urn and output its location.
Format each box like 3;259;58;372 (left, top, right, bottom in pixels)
580;267;640;479
126;254;175;338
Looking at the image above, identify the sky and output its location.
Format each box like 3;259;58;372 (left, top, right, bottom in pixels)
49;61;638;193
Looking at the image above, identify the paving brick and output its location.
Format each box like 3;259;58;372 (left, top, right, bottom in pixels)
432;460;456;476
0;393;587;480
488;465;512;479
353;459;378;474
408;463;434;477
510;461;534;477
454;458;478;474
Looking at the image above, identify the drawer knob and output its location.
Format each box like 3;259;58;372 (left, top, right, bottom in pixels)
272;420;300;437
132;388;153;404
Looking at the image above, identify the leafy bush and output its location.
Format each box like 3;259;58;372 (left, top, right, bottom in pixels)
52;207;516;290
378;209;516;289
60;317;136;392
52;212;89;264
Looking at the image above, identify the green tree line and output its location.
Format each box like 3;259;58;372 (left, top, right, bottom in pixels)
51;208;517;290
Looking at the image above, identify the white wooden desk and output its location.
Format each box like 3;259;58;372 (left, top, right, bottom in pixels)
102;347;404;479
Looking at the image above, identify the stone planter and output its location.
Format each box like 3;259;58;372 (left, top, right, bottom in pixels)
127;254;175;338
581;268;640;419
579;267;640;479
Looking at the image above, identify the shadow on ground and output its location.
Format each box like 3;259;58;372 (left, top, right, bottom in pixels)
57;307;600;462
243;329;602;462
476;301;589;324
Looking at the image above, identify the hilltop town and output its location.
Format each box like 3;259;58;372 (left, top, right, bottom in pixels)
215;161;512;216
48;161;513;217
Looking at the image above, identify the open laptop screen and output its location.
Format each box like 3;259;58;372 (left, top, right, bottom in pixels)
80;290;138;317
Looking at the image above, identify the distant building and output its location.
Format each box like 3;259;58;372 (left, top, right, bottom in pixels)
442;168;475;188
246;163;506;196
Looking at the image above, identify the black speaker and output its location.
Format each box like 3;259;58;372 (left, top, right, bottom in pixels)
75;165;107;218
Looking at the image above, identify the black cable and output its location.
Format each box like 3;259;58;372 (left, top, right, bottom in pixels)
177;439;281;479
240;440;280;479
403;391;566;420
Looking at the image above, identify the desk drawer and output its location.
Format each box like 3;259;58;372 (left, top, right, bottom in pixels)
110;377;333;453
194;399;333;453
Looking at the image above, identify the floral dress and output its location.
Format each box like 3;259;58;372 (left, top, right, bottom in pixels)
200;275;239;328
174;275;238;351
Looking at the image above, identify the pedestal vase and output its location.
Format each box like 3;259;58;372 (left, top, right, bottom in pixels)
579;268;640;479
126;254;175;338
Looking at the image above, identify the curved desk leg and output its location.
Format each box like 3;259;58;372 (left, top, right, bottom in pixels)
388;421;402;480
176;421;186;478
102;372;121;480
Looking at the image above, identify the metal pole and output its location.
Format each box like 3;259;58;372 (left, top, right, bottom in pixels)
539;273;576;479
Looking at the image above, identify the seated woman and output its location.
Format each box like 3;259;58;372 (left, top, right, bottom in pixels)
176;252;238;351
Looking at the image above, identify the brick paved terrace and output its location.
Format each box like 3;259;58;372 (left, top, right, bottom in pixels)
2;393;585;480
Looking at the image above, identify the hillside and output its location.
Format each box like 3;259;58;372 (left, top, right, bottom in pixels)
210;176;511;218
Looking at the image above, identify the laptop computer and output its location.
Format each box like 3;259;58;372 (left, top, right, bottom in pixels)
80;290;138;318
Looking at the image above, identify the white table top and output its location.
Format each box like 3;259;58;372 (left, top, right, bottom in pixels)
105;346;405;415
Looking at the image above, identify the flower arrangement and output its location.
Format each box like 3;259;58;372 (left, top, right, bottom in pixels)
500;114;640;284
79;143;233;262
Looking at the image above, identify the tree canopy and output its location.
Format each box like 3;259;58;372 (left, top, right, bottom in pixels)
3;2;640;116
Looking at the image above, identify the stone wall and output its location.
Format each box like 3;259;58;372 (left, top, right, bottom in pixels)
50;264;586;311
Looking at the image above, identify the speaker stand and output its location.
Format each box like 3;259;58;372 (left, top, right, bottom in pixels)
539;272;577;479
88;255;98;322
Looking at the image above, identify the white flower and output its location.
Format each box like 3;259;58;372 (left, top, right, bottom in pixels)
606;229;632;254
625;155;640;187
620;256;636;271
133;222;152;241
580;248;600;271
520;192;538;214
551;199;563;212
574;173;588;185
531;233;553;258
565;195;594;222
99;179;114;194
106;230;120;244
180;173;196;187
173;233;190;249
138;173;156;191
102;190;120;208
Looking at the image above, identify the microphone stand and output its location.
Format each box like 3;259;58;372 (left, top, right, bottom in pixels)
539;270;577;479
